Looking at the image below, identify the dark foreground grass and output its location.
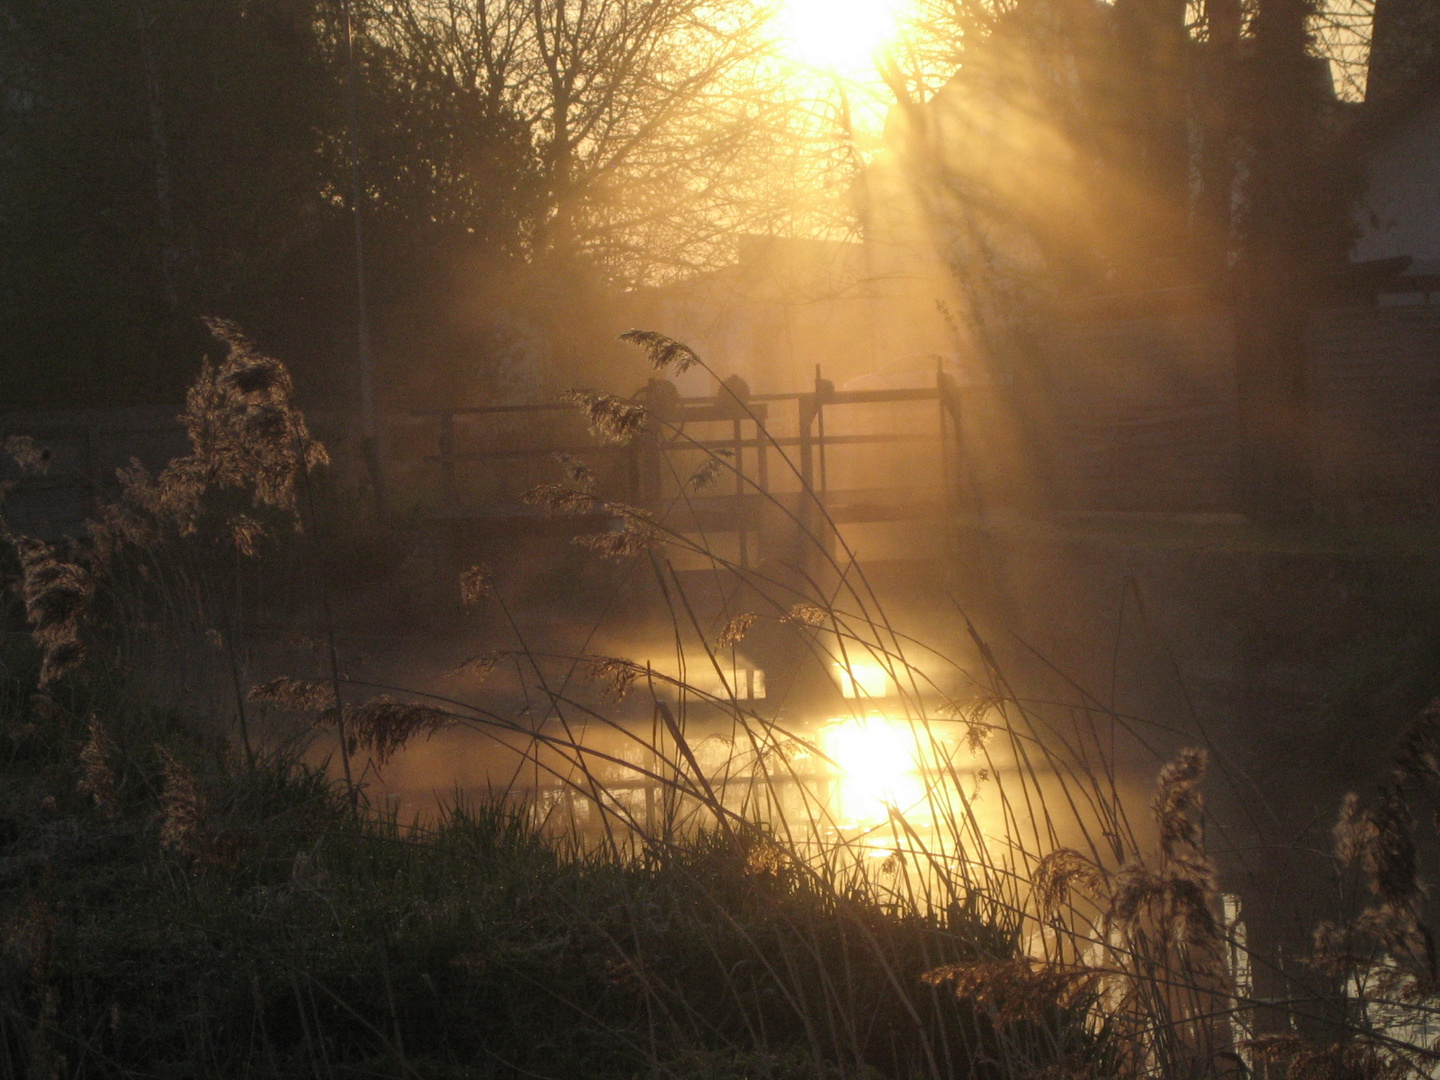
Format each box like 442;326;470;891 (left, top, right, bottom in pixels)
0;698;1084;1080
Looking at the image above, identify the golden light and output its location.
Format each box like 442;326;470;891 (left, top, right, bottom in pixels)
821;716;924;825
776;0;906;76
835;660;890;699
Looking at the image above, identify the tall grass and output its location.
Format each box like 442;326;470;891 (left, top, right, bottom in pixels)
1;324;1437;1079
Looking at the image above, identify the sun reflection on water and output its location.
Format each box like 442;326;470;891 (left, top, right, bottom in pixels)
820;715;926;827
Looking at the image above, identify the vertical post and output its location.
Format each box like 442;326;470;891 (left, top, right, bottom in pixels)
937;368;955;575
755;417;769;564
937;365;951;514
938;369;967;509
798;395;816;492
438;412;456;509
815;364;829;497
798;393;818;566
732;417;747;568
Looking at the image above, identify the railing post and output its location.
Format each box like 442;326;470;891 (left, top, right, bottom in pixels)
797;393;818;568
814;365;833;497
938;370;969;510
732;417;748;568
798;394;816;493
755;416;769;564
938;368;952;515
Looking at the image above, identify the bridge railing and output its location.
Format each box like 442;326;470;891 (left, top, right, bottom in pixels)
405;370;974;565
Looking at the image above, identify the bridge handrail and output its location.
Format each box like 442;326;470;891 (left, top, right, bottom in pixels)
410;385;947;419
405;373;980;532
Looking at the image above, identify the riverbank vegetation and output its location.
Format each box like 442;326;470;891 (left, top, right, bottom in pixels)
3;329;1439;1079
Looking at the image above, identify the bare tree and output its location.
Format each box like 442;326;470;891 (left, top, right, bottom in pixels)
357;0;832;283
1311;0;1374;100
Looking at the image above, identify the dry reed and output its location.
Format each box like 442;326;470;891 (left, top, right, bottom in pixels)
460;563;495;608
5;434;51;475
714;613;757;649
619;329;702;375
157;748;206;858
574;511;660;557
77;717;118;818
249;677;338;714
559;389;648;445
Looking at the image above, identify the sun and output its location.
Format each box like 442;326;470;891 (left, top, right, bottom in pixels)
776;0;906;76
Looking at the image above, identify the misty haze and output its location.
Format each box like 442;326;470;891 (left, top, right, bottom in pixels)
2;0;1439;1077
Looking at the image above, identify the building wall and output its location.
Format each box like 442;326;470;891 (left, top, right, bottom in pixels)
1309;305;1440;515
1353;95;1440;264
1018;315;1241;513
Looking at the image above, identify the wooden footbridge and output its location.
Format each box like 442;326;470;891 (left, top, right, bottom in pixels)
404;371;975;569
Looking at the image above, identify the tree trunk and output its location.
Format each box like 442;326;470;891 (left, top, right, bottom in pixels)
1233;0;1319;522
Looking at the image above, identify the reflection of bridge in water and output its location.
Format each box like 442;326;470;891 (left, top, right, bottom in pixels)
405;371;973;569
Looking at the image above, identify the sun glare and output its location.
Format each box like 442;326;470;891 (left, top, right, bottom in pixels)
821;716;924;824
777;0;906;76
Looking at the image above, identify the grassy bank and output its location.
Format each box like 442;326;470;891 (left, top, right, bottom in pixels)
0;696;1053;1080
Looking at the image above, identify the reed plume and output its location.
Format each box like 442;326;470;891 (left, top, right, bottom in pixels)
940;696;998;754
158;748;206;858
327;697;451;765
1393;700;1440;792
250;682;449;765
523;483;598;514
714;613;757;649
5;435;51;475
1034;848;1111;920
782;602;828;627
574;511;660;558
5;320;326;702
687;457;726;492
447;652;502;683
460;564;494;608
249;677;337;714
619;329;701;375
116;319;326;540
13;537;94;686
77;717;118;818
560;390;647;445
584;656;643;702
924;959;1100;1025
1108;750;1222;967
1329;784;1436;997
